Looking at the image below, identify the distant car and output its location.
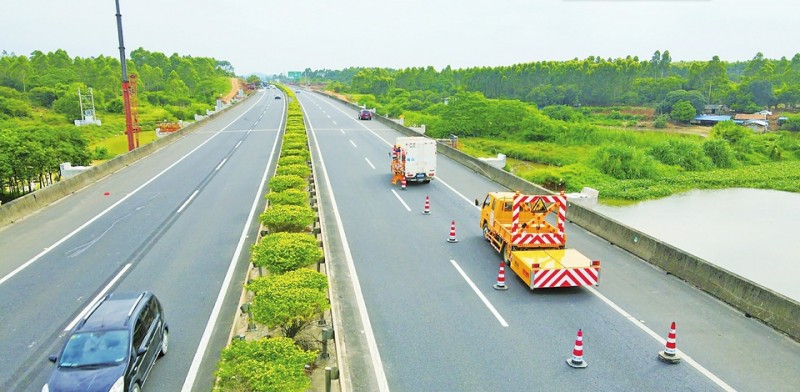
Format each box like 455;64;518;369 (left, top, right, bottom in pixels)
43;292;168;392
295;90;300;93
274;95;281;99
358;109;372;120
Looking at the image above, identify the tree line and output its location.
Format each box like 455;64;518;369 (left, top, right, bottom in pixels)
0;48;235;202
299;51;800;113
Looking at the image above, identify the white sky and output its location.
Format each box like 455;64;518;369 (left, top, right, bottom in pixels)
1;0;798;76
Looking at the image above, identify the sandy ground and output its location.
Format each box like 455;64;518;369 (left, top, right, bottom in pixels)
220;78;243;103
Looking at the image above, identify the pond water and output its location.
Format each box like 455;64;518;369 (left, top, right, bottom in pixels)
593;188;800;302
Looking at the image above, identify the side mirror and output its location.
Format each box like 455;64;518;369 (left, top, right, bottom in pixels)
474;199;479;206
137;347;147;357
48;355;57;363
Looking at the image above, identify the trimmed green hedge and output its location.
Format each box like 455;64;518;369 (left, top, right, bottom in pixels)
214;337;316;392
250;232;322;273
269;175;307;192
266;189;308;206
259;205;315;232
276;164;311;178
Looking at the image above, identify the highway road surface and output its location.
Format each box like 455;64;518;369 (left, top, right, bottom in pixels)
0;89;282;392
2;85;799;392
298;89;800;392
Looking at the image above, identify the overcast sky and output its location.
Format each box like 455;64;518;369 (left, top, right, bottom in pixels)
2;0;798;76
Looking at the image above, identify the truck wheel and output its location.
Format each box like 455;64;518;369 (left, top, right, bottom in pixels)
500;244;510;265
482;223;490;241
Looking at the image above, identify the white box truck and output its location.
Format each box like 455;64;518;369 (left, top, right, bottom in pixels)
390;136;437;184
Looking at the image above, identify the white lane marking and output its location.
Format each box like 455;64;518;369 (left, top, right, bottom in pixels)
340;129;345;134
64;263;133;331
586;287;735;391
303;102;390;392
332;120;337;125
349;140;357;148
450;260;509;327
390;190;412;212
215;158;228;171
177;190;199;214
0;93;267;287
234;141;242;149
180;93;285;391
365;157;375;169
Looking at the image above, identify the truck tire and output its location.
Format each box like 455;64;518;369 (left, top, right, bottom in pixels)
500;244;511;265
482;223;490;241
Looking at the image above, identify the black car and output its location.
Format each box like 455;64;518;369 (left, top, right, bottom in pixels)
43;292;168;392
274;95;281;99
358;109;372;120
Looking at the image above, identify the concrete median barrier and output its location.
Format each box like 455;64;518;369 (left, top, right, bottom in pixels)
317;90;800;342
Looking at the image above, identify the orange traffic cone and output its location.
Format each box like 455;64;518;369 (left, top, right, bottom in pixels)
493;261;508;290
401;177;407;190
446;220;458;243
422;196;431;215
658;321;681;364
566;329;588;368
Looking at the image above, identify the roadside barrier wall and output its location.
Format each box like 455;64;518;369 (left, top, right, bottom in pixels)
0;95;250;227
322;91;800;342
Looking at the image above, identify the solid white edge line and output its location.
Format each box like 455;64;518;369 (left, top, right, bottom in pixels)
64;263;133;331
390;189;412;212
365;157;375;170
450;260;509;327
0;93;267;288
302;97;391;392
177;190;199;214
586;287;735;391
180;92;285;392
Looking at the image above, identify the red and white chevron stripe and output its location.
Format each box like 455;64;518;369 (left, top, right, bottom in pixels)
511;194;567;246
532;267;599;288
514;232;566;245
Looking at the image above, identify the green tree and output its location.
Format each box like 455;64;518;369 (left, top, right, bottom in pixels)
670;100;696;123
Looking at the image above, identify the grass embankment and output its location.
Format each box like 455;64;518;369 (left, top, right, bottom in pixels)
461;129;800;203
89;131;158;160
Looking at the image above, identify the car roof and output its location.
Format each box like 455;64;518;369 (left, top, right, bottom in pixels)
79;292;148;331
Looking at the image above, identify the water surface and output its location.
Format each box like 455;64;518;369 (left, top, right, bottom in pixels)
593;188;800;302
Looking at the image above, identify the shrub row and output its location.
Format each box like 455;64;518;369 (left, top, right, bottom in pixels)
215;86;327;392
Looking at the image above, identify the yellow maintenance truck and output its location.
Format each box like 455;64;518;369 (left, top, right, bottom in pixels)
477;191;600;289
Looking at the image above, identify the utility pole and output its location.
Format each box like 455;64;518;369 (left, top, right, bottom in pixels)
115;0;135;151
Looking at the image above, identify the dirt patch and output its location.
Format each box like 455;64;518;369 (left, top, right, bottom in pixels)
220;78;243;103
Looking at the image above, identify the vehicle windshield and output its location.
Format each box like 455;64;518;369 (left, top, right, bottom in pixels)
59;330;129;368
